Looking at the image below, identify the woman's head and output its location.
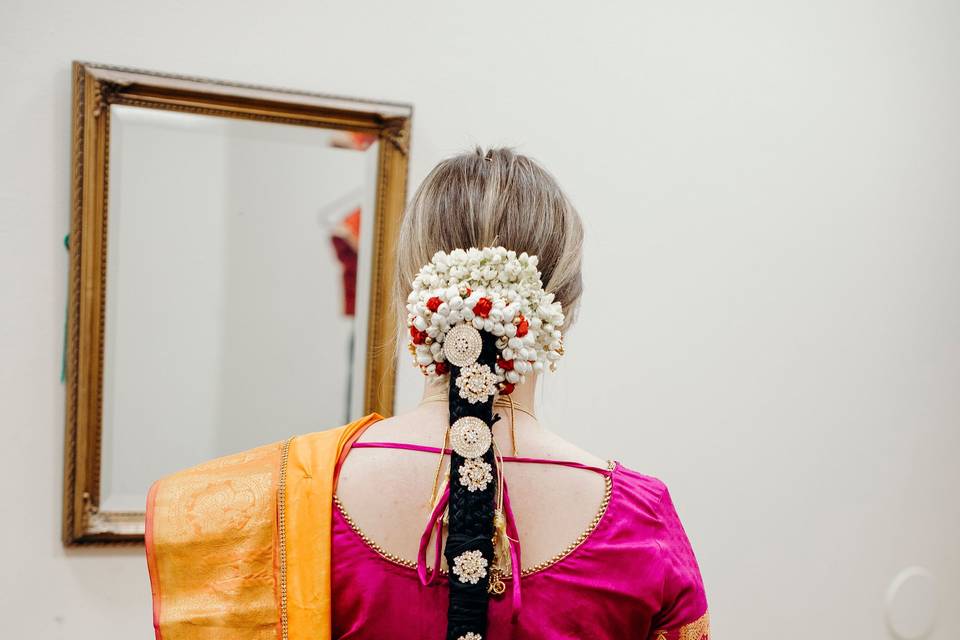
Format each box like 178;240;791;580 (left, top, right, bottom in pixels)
396;147;584;330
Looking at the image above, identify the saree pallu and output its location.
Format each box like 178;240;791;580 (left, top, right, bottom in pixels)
145;414;383;640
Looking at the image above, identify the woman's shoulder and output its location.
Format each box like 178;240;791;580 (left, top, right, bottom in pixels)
612;463;710;632
613;463;671;509
609;463;695;538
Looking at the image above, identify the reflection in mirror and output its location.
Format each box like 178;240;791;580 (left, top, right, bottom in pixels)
100;106;380;512
63;62;410;544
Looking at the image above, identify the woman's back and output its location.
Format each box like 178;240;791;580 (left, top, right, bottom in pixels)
143;148;710;640
333;405;709;639
336;403;609;572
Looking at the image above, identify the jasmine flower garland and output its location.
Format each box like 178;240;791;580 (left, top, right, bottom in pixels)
406;246;565;393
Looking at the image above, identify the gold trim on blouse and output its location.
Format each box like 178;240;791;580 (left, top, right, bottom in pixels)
333;460;615;578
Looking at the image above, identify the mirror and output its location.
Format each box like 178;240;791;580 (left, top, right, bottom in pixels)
63;62;412;543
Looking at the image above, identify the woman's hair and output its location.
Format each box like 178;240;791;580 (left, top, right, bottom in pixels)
396;147;584;331
394;147;584;639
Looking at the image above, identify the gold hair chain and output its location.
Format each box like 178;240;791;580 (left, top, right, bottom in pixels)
428;427;449;511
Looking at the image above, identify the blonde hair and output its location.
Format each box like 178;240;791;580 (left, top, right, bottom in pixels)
396;147;584;330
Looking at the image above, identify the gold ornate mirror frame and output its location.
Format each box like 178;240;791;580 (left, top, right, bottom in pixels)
63;62;411;544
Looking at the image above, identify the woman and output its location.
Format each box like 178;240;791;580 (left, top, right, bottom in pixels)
146;148;709;640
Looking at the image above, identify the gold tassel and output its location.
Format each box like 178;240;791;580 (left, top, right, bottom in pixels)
489;508;511;596
493;509;511;569
489;435;513;596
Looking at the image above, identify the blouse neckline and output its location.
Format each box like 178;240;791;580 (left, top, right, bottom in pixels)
333;458;619;578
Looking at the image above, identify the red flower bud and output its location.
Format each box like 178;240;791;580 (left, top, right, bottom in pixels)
426;297;442;313
497;358;514;371
516;316;529;337
473;297;493;318
499;382;516;395
435;362;448;375
410;327;427;345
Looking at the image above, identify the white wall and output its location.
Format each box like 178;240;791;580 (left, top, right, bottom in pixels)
1;1;958;638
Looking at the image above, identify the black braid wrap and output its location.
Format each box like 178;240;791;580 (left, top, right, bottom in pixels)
444;331;500;640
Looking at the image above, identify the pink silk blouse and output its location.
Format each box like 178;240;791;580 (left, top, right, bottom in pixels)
331;441;710;640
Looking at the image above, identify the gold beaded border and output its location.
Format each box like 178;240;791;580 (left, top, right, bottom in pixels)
333;494;421;571
333;460;615;578
516;461;615;577
278;436;294;640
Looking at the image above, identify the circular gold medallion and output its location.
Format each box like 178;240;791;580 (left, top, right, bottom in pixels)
443;323;483;367
449;416;492;458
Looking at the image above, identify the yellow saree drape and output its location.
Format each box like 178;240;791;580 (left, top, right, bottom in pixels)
145;413;384;640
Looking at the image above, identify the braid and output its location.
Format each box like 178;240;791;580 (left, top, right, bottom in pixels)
404;246;569;638
444;332;499;640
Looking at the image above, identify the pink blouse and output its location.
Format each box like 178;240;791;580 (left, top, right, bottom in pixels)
331;442;709;639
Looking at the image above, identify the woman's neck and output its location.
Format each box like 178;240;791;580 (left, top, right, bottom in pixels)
418;374;544;451
419;374;539;409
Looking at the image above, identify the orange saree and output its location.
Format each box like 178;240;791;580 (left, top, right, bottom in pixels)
145;413;383;640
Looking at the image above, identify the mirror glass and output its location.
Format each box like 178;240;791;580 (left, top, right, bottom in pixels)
99;105;380;511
